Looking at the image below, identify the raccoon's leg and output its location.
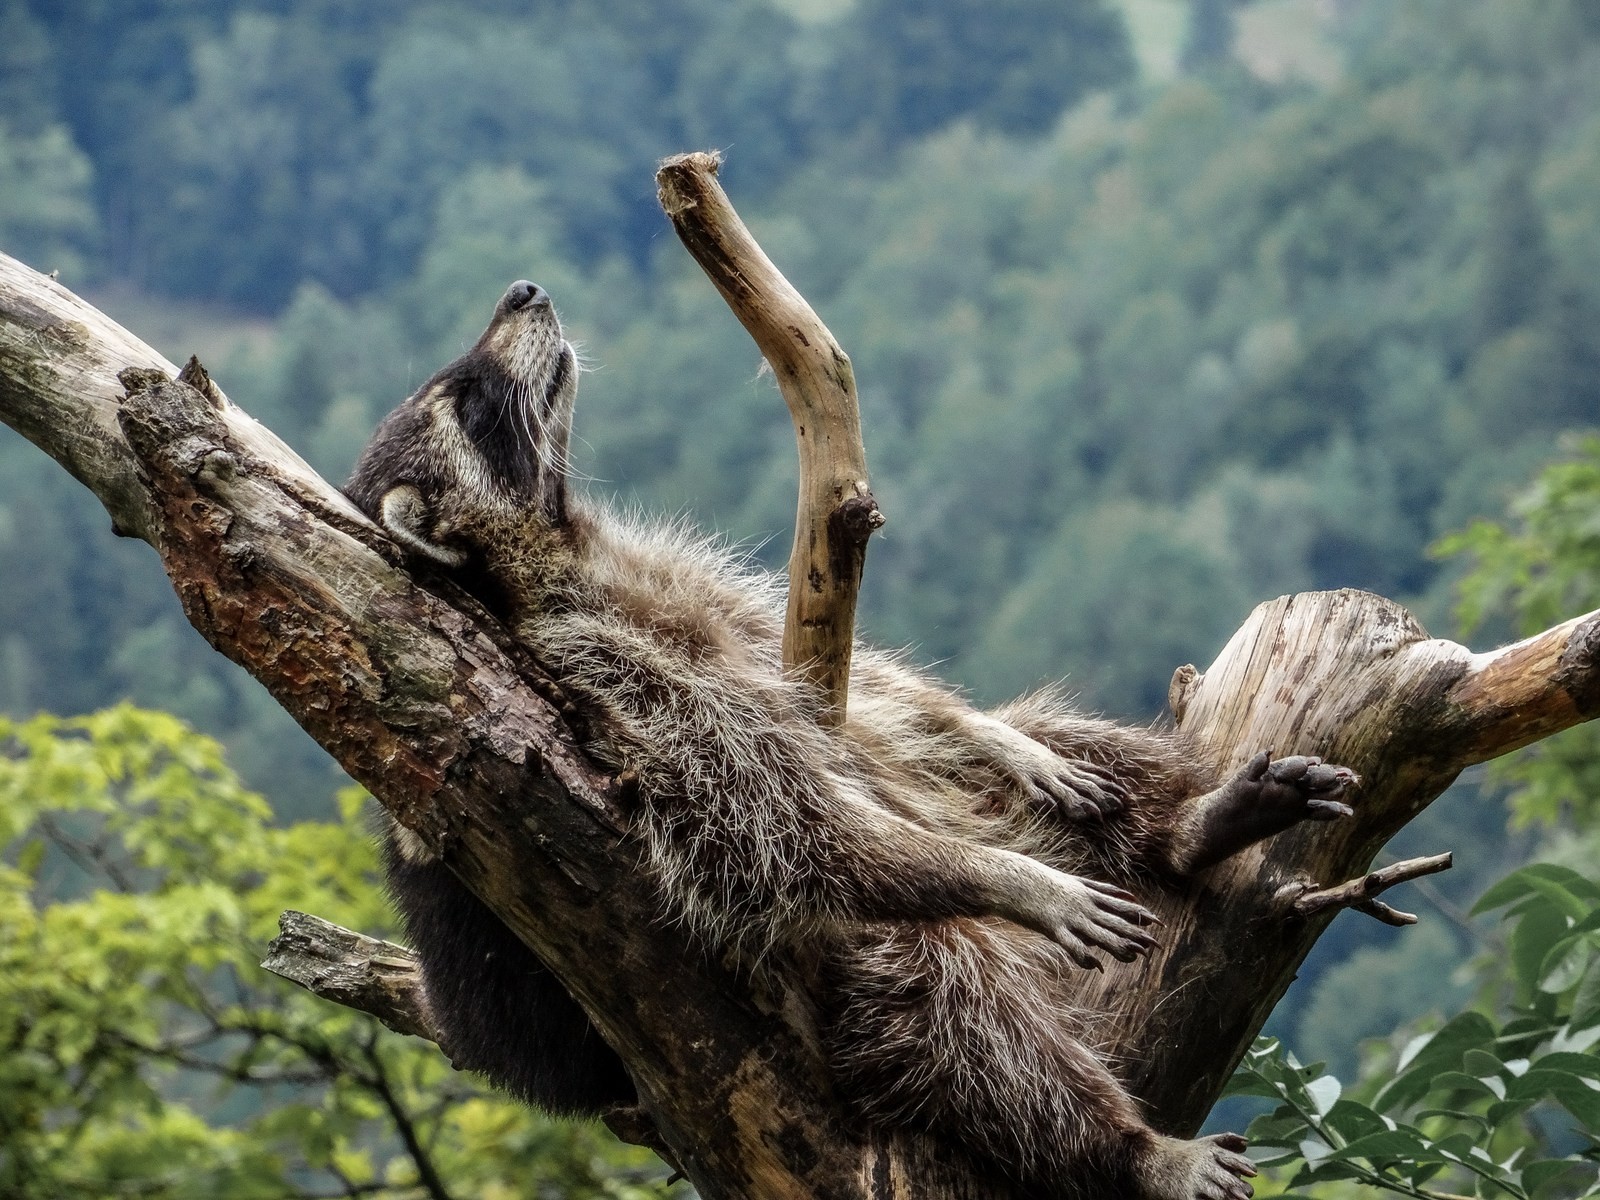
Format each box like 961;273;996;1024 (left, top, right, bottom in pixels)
843;652;1128;821
638;747;1167;970
540;618;1165;965
382;831;636;1116
1167;751;1358;874
825;923;1256;1200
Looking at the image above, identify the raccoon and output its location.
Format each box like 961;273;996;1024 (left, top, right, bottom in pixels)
345;280;1356;1198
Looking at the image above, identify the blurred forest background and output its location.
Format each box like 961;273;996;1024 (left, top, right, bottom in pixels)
5;0;1600;1193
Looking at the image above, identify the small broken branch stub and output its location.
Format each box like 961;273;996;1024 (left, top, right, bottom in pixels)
262;910;441;1044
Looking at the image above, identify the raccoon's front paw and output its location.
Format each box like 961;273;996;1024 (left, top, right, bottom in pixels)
1136;1133;1256;1200
1015;868;1161;971
379;484;467;567
1010;751;1128;821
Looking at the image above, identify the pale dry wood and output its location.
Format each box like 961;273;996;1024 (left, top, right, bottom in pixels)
656;151;883;723
1450;609;1600;763
0;251;372;551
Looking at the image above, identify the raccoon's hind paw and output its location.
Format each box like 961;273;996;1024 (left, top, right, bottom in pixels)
1178;750;1361;873
1238;751;1359;824
1137;1133;1256;1200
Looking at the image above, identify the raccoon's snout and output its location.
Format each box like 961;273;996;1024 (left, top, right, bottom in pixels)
504;280;551;313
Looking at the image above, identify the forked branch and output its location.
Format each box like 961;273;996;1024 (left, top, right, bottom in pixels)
1286;852;1456;927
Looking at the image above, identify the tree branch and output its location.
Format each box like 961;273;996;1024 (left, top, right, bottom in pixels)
361;1032;459;1200
1448;608;1600;764
1283;852;1456;926
262;911;440;1044
656;151;882;722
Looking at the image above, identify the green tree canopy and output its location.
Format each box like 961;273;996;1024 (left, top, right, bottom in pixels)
0;706;681;1199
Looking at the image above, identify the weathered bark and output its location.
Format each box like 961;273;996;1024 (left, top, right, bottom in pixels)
4;194;1599;1200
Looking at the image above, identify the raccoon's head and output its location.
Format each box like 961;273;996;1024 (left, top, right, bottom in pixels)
346;280;579;567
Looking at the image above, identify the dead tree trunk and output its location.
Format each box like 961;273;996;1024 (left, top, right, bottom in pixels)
3;157;1598;1198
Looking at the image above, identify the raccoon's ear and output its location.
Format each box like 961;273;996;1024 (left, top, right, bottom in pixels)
379;484;466;567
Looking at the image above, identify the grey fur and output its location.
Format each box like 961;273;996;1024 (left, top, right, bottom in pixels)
346;281;1358;1197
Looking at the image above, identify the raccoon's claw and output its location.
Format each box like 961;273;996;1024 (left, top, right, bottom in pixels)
1019;755;1128;821
1196;1133;1257;1200
1033;873;1161;971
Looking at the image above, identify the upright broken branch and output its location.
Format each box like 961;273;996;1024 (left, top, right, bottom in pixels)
656;151;881;723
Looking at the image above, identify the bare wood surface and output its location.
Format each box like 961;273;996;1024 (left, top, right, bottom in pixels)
1450;609;1600;763
656;151;883;722
8;230;1600;1198
0;252;371;547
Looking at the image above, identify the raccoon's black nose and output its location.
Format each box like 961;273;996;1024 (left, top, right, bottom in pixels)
505;281;549;312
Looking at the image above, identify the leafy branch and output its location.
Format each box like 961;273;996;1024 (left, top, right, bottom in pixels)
1230;864;1600;1200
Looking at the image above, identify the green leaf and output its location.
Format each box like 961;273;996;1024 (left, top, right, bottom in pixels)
1541;937;1595;993
1376;1012;1499;1112
1572;961;1600;1029
1306;1074;1341;1116
1473;865;1600;918
1525;1158;1595;1199
1433;1069;1505;1100
1323;1099;1392;1142
1484;1097;1537;1129
1324;1128;1433;1163
1514;903;1579;996
1529;1051;1600;1079
16;837;45;877
1465;1048;1506;1077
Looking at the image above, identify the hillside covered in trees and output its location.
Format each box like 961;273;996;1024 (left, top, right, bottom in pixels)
5;0;1600;1179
